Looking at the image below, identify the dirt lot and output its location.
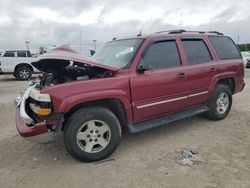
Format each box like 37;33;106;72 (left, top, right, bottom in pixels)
0;71;250;188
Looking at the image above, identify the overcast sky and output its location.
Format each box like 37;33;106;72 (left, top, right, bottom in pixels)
0;0;249;53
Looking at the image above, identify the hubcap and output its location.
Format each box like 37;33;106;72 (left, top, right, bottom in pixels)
19;69;30;79
216;92;229;114
76;120;111;153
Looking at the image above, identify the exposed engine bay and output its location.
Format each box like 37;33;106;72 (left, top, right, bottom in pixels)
35;61;115;88
30;46;119;88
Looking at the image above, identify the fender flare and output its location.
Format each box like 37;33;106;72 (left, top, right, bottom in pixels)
208;72;236;99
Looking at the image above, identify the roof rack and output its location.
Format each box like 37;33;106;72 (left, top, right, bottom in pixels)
154;30;224;35
155;29;186;34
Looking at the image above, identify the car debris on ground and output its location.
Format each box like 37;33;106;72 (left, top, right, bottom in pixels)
176;148;205;167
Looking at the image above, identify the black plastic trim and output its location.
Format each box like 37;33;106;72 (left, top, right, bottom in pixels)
128;105;209;133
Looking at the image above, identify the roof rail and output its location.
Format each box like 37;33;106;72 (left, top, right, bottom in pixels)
207;31;224;35
154;30;224;35
155;29;186;34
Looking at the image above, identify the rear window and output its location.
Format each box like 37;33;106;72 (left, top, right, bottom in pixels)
209;36;241;60
182;39;212;65
17;52;27;57
3;52;15;57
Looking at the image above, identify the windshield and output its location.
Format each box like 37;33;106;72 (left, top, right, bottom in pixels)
93;39;143;69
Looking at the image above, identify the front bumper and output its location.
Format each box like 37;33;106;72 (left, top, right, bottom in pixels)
15;85;60;144
15;108;56;143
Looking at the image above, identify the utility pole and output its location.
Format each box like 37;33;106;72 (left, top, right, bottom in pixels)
25;41;30;50
236;35;240;45
80;30;82;53
93;40;97;51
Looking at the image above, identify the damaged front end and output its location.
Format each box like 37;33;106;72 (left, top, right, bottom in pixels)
15;46;118;143
15;84;63;143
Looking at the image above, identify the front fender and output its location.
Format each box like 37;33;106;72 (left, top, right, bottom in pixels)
51;89;133;124
59;89;130;112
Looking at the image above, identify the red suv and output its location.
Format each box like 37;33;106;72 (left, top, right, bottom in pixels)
15;30;245;162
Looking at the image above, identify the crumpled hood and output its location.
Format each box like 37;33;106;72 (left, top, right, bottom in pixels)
32;46;119;72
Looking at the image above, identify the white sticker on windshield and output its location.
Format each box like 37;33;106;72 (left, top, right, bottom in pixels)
115;47;134;58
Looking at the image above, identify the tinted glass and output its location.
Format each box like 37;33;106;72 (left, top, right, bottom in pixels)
3;52;15;57
17;52;27;57
209;36;241;60
182;40;212;65
143;41;180;69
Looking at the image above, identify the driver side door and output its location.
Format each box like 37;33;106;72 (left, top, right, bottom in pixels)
130;39;190;123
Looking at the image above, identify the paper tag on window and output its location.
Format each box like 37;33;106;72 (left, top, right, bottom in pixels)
115;47;134;58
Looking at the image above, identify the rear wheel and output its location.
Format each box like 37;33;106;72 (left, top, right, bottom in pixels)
205;84;232;120
64;107;122;162
15;66;32;80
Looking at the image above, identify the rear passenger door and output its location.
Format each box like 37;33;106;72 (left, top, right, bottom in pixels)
181;38;215;107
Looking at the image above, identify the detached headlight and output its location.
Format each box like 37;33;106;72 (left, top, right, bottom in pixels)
29;89;52;116
29;102;51;116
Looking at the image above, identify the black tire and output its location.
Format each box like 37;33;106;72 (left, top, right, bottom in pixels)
15;66;32;80
13;73;17;78
64;107;122;162
205;84;232;120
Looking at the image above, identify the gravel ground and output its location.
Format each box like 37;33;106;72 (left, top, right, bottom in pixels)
0;71;250;188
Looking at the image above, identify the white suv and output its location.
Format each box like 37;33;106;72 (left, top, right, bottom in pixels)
0;50;38;80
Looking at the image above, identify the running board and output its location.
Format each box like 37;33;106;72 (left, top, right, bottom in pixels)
128;105;209;133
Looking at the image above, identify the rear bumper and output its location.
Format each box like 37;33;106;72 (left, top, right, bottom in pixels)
16;108;56;143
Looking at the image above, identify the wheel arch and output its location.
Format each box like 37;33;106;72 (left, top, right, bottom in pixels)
14;63;34;73
209;74;236;99
62;98;129;133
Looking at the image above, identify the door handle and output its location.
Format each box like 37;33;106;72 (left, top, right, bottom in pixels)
178;72;185;78
210;68;216;72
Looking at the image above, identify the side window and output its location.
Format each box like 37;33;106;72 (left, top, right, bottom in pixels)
182;39;212;65
142;41;181;69
17;52;27;57
3;52;15;57
209;36;241;60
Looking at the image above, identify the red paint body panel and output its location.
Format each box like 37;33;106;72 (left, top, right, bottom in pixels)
32;46;119;72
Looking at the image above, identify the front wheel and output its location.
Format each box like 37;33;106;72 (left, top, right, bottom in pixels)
64;107;122;162
205;84;232;120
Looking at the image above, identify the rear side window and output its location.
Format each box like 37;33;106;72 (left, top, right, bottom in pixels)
182;39;212;65
17;52;27;57
209;36;241;60
3;52;15;57
143;41;181;69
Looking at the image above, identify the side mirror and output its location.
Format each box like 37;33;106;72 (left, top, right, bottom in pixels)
137;65;151;74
